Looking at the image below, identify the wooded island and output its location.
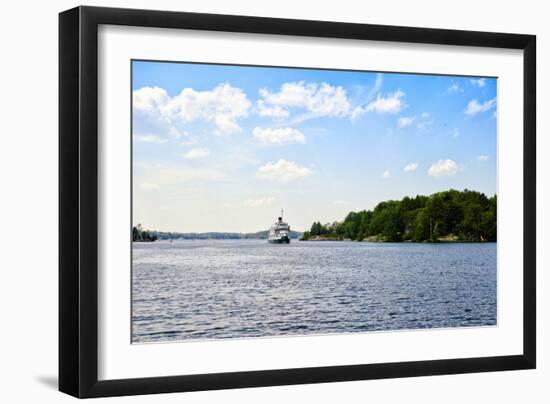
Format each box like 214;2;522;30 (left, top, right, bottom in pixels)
301;189;496;242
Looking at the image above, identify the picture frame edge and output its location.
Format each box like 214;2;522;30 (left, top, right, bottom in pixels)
58;5;537;398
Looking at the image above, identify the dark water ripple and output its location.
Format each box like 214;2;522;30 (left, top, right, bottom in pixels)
132;240;496;343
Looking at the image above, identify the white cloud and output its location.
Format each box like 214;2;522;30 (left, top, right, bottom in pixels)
133;83;251;134
465;98;497;116
397;116;416;128
256;159;313;183
253;127;306;145
421;112;430;119
256;100;290;120
478;155;490;162
371;74;384;96
133;86;170;113
382;170;391;178
404;163;419;172
355;73;384;107
184;148;210;159
470;78;486;87
135;134;168;143
364;90;406;114
447;83;463;94
258;81;351;117
244;197;275;207
428;159;458;178
451;128;460;138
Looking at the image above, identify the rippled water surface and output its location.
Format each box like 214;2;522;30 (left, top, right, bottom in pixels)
132;240;496;343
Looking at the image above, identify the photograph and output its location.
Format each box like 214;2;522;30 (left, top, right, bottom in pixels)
131;60;498;343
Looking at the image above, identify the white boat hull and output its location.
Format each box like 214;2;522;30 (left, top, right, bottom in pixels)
268;235;290;244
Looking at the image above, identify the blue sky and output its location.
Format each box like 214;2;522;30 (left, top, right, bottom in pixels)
132;60;497;233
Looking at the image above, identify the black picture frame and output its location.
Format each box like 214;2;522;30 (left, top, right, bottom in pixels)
59;5;536;398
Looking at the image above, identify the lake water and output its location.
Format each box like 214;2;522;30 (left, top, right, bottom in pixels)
132;240;496;343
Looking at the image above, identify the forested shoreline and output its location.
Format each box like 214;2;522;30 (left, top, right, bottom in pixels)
301;189;496;243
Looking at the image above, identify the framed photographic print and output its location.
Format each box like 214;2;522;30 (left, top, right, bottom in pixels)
59;6;536;398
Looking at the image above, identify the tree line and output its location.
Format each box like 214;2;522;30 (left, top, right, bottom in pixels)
132;224;158;242
301;189;496;242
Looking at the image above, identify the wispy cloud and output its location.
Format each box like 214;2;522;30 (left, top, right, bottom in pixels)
184;148;210;159
382;170;391;178
396;113;432;131
447;83;463;94
465;98;497;116
256;159;313;183
478;155;490;162
353;90;406;118
253;127;306;145
470;78;486;87
399;113;432;132
365;90;406;114
416;118;433;131
403;163;419;172
428;159;458;177
361;73;384;104
397;116;416;128
350;73;384;120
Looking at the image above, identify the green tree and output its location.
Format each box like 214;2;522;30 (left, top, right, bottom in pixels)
304;190;497;243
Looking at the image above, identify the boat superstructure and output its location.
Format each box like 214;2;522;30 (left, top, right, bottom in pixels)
268;209;291;244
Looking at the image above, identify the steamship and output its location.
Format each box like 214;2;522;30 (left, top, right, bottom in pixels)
268;210;291;244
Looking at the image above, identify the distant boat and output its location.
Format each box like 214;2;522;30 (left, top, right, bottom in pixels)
268;209;291;244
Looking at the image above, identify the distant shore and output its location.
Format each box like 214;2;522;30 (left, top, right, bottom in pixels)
132;228;303;241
